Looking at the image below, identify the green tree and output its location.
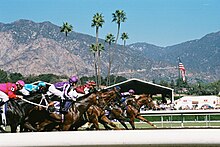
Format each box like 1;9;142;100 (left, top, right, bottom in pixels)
105;33;115;86
9;72;24;82
170;79;175;89
121;32;129;47
0;69;8;82
91;13;105;87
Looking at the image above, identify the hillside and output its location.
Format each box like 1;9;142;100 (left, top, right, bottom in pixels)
0;19;219;82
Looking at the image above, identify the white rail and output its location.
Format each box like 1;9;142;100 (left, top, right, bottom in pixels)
1;129;220;146
140;109;220;115
140;110;220;127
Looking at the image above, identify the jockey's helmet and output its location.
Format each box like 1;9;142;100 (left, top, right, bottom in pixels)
69;76;78;84
16;80;25;87
129;89;135;94
38;81;46;87
87;81;96;86
115;86;121;91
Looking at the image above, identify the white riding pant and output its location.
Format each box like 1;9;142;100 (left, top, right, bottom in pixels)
47;85;64;100
0;91;9;103
19;88;30;96
0;91;8;125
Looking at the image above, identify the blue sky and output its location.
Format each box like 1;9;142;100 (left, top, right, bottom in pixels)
1;0;220;47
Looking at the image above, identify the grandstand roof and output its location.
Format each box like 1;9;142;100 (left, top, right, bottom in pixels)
105;78;174;101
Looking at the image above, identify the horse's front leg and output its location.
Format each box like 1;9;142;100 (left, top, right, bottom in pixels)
100;115;120;130
128;116;136;130
90;117;100;130
62;124;72;131
22;121;38;132
37;119;54;131
136;115;157;128
10;124;18;133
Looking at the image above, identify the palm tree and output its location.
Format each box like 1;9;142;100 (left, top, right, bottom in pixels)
90;43;98;85
91;13;105;88
112;10;127;84
60;22;79;82
89;43;104;86
96;43;105;86
105;33;115;86
121;32;129;47
112;10;127;44
60;22;73;37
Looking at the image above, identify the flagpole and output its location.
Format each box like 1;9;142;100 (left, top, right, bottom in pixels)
178;57;181;98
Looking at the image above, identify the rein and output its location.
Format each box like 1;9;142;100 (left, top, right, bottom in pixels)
20;96;48;108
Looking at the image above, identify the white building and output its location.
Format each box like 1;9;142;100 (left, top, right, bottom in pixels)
174;95;220;110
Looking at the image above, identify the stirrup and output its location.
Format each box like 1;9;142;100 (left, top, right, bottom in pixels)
0;125;6;132
48;106;55;113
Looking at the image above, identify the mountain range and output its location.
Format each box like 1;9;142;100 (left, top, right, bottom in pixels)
0;19;219;83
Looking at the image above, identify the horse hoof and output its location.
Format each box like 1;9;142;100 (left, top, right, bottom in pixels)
153;125;157;128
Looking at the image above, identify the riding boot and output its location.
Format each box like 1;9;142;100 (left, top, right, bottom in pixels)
0;101;6;107
0;104;7;126
47;102;55;113
60;100;66;113
0;102;6;113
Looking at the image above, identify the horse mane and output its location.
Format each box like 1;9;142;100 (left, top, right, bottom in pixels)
23;93;43;103
76;91;95;102
136;94;150;100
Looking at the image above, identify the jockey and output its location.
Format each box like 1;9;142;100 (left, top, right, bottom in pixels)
20;81;47;96
75;81;96;96
85;81;96;93
47;76;78;112
0;80;25;127
121;89;135;103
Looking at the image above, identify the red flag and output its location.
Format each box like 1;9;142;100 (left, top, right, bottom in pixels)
179;60;186;82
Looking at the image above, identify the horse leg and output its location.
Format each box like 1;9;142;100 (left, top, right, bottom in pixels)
117;119;129;130
22;122;37;132
136;115;157;128
62;124;72;131
128;116;136;130
99;117;113;130
102;122;112;130
37;119;54;131
110;110;129;130
10;124;18;133
100;115;120;130
90;117;100;130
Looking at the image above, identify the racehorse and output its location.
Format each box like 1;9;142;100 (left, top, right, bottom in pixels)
109;94;157;129
71;88;121;130
0;99;25;133
24;91;100;131
0;92;45;133
72;105;120;130
20;93;52;132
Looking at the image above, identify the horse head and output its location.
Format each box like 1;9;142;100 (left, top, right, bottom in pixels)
136;94;155;110
96;88;121;108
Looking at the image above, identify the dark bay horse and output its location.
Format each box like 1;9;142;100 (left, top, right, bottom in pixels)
71;89;121;130
0;92;46;133
24;91;99;131
0;99;25;133
109;94;157;129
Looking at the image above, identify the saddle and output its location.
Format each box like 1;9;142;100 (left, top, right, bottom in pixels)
60;100;73;114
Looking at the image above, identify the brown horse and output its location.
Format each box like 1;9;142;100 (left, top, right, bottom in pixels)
71;88;121;130
23;91;99;131
72;105;120;130
110;94;157;129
